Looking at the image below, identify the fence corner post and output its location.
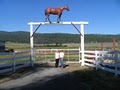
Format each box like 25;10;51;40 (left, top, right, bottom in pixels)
95;50;98;70
115;52;118;76
13;52;16;72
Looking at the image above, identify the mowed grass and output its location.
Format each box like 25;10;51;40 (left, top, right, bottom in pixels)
4;42;120;63
5;42;30;51
5;42;120;51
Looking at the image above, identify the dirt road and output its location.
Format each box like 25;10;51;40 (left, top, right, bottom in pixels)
0;63;85;90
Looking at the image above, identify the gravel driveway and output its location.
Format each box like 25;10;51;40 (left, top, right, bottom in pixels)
0;62;83;90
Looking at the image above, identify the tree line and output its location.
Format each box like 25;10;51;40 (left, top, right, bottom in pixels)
0;31;120;44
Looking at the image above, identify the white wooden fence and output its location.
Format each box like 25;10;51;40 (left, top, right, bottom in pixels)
0;51;31;74
35;49;80;63
35;49;120;76
84;50;120;76
1;49;120;76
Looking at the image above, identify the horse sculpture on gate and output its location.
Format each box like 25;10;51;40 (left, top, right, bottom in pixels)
45;5;69;23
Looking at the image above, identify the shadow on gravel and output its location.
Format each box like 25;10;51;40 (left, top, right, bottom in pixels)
1;63;120;90
0;62;55;83
12;69;120;90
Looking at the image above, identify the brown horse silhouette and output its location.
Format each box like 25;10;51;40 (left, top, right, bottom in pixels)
45;5;69;23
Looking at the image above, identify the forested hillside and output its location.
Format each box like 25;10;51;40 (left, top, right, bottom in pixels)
0;31;120;44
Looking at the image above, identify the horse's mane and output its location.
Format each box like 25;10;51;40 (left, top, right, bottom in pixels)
59;5;68;8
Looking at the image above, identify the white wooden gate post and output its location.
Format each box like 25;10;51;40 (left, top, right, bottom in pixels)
30;24;34;67
79;47;81;63
28;21;88;65
81;24;85;66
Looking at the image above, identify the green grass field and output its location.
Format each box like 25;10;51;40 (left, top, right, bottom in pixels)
3;42;120;62
35;51;79;62
5;42;120;51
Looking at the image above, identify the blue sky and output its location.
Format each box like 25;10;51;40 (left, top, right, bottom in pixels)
0;0;120;34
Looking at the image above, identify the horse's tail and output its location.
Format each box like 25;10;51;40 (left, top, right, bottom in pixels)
45;9;47;16
45;11;46;16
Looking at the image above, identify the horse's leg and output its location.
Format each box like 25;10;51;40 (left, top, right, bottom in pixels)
47;14;51;23
48;17;51;23
57;14;62;23
57;15;60;23
45;14;51;23
45;15;47;22
45;14;49;22
59;14;62;22
57;17;59;23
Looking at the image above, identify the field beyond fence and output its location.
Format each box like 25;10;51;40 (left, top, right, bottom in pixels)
35;49;80;63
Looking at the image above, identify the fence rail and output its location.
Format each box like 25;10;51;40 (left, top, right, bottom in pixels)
1;49;120;76
35;49;120;76
35;49;80;63
84;50;120;76
0;51;31;74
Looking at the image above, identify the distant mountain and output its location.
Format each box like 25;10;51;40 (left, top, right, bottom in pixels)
0;31;119;44
0;31;29;43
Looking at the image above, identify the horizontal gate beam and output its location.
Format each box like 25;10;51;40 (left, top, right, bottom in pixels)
28;22;88;25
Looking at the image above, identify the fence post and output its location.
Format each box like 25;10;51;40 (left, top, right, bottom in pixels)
30;24;34;67
95;50;98;70
79;47;81;63
68;49;69;62
115;52;118;76
13;52;16;72
45;50;46;61
81;24;85;66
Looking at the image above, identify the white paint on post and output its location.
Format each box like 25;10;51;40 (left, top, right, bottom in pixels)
30;24;34;67
95;50;98;70
79;47;81;63
13;52;16;72
68;49;69;62
115;53;118;76
81;24;85;66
